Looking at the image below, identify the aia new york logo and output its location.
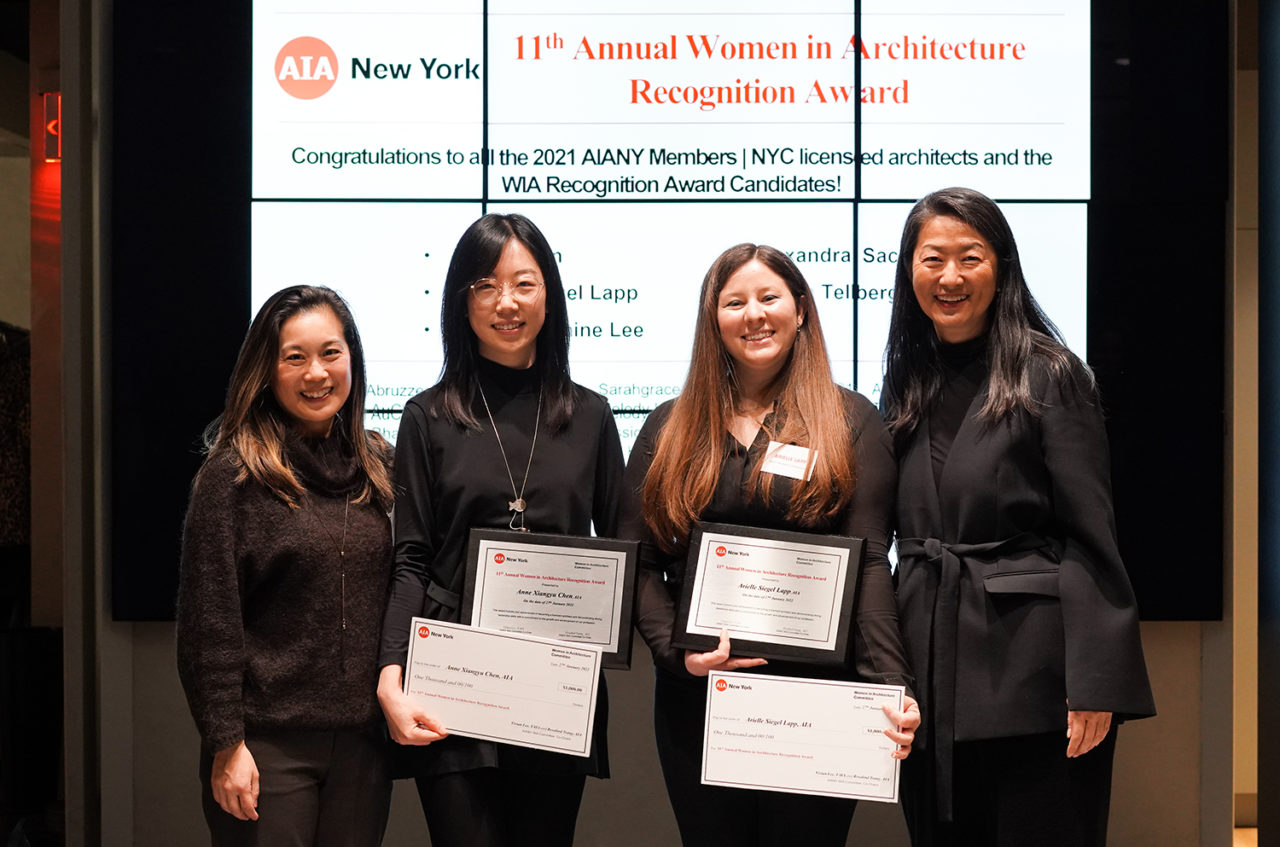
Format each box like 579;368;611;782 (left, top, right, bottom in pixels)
276;36;337;99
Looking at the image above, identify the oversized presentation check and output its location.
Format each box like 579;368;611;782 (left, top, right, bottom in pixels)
674;523;862;666
703;671;904;802
403;618;601;756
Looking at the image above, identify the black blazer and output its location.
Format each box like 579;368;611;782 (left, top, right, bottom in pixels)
894;356;1155;749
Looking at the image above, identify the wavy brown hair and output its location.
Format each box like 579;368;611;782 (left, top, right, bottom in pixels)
642;244;855;552
204;285;393;509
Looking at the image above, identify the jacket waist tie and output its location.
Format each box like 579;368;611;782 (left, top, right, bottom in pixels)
896;532;1056;822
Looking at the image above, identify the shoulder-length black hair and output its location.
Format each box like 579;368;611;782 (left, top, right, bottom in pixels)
434;213;576;430
881;187;1086;441
204;284;392;508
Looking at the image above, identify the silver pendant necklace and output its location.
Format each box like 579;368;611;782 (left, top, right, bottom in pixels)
477;383;541;532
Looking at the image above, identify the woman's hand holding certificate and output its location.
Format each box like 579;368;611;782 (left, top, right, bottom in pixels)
683;629;768;677
883;696;921;760
377;664;448;746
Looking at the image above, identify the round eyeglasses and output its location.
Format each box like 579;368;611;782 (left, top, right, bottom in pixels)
469;277;545;305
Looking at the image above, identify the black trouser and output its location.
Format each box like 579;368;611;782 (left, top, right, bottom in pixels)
414;767;586;847
901;729;1118;847
198;727;391;847
653;668;858;847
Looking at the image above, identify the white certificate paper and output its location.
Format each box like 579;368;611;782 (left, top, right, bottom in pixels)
469;536;627;653
687;528;850;650
403;618;601;757
703;672;904;802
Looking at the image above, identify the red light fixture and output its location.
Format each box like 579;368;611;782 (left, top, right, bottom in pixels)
42;92;61;163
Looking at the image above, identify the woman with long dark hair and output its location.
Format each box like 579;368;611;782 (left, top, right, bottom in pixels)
376;213;624;847
177;285;394;845
882;187;1155;846
621;243;918;846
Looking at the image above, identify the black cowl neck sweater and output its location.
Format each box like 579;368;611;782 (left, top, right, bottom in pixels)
177;430;393;752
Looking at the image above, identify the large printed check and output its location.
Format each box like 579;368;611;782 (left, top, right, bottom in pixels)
703;671;904;802
404;618;601;756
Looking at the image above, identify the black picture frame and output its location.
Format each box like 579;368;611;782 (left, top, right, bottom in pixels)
462;529;640;669
673;523;864;667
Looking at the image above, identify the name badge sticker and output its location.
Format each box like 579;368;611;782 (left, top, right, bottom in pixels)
761;441;816;481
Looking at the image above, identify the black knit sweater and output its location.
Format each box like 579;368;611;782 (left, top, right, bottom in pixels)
177;432;393;753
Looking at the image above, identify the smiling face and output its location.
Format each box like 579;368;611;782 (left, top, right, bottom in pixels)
271;306;352;437
716;259;804;388
467;237;547;369
911;214;998;344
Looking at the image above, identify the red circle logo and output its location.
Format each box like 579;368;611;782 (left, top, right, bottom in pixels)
417;625;430;638
275;37;338;99
715;679;728;691
715;546;727;557
494;552;506;564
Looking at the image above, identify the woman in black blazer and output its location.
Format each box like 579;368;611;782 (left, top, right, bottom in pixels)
881;188;1155;847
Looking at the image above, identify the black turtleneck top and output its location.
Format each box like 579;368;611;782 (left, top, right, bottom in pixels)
930;335;989;487
177;431;393;753
379;357;624;776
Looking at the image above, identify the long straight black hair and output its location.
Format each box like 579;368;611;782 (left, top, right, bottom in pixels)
881;187;1086;441
433;213;577;430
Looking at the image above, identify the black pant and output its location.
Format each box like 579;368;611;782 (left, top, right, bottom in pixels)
901;729;1117;847
654;669;858;847
414;767;586;847
198;727;391;847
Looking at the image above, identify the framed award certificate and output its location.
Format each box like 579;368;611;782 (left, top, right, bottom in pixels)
462;529;640;669
672;522;863;667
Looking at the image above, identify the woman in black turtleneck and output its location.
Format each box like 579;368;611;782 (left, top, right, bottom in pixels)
377;214;624;847
178;286;395;846
880;188;1156;847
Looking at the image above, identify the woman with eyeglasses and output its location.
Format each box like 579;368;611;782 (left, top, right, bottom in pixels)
376;213;625;847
